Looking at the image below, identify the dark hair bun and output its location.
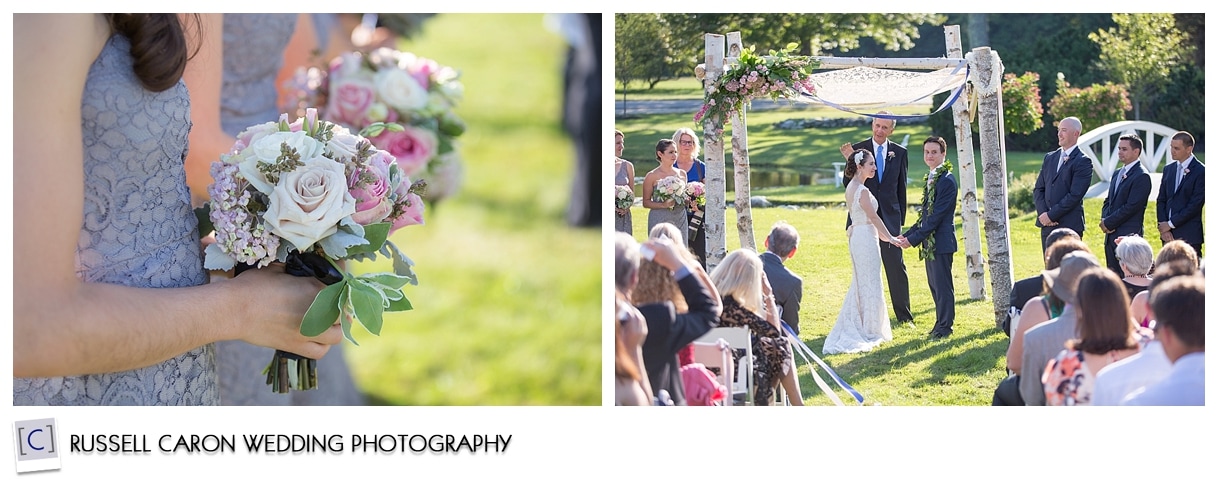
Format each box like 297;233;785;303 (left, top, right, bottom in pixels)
105;14;190;92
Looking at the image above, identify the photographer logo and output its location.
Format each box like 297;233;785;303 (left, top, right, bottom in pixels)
12;418;61;473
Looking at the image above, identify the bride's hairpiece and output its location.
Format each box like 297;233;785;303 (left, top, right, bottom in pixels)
854;151;865;163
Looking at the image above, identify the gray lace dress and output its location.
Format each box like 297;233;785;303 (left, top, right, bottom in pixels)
615;161;633;234
13;34;218;405
214;13;365;406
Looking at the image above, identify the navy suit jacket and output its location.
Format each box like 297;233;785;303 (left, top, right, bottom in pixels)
903;171;958;254
1156;158;1205;246
638;273;720;406
1100;162;1151;238
1033;147;1093;234
846;139;908;235
760;251;802;332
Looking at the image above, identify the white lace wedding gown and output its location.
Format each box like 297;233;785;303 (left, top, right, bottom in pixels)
823;187;893;355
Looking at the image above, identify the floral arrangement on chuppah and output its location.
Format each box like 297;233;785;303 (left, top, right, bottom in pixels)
694;43;819;127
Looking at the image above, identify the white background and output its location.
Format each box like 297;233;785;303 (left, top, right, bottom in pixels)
4;3;1218;478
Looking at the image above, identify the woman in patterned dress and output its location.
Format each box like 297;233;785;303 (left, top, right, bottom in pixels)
710;249;804;406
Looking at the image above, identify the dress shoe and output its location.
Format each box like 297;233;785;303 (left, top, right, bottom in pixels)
928;331;950;340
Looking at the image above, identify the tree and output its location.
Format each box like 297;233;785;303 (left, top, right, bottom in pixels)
656;13;944;71
1089;13;1193;120
614;13;672;113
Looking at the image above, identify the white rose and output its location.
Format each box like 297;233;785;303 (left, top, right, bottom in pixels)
327;131;364;162
439;78;464;102
262;156;357;251
237;131;327;194
230;121;282;158
375;68;428;112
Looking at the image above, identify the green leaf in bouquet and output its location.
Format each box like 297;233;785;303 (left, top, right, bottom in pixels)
353;274;407;308
337;285;359;345
380;240;418;285
361;124;386;138
383;122;405;133
318;217;369;258
344;222;390;257
194;204;214;238
437;135;455;155
348;280;385;336
386;294;413;312
438;112;466;137
360;272;412;290
300;279;347;337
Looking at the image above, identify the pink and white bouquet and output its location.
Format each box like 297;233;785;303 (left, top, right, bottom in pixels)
652;176;688;208
202;108;426;393
615;185;634;213
685;181;706;208
287;47;466;204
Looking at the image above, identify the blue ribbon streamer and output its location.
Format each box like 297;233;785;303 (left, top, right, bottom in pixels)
782;322;865;405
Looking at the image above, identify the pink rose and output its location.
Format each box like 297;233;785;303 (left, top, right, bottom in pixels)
389;192;425;234
371;126;437;177
407;57;438;89
327;77;377;128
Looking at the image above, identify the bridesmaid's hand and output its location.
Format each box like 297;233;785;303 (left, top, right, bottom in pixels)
616;207;627;217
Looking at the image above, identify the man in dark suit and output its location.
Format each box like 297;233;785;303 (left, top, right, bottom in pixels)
760;221;803;334
896;137;957;339
1099;134;1152;276
1033;116;1094;251
1156;131;1205;257
839;111;912;326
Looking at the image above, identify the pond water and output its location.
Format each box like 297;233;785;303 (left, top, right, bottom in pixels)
631;165;839;195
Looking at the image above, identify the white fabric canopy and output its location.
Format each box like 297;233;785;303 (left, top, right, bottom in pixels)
796;65;969;114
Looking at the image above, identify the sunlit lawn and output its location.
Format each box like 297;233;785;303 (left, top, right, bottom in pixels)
343;14;600;405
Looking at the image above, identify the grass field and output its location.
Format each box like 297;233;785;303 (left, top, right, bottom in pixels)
341;14;600;405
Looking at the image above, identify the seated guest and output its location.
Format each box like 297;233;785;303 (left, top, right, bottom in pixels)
1131;241;1199;327
1019;251;1103;406
993;238;1091;406
615;307;650;406
710;249;804;406
1005;228;1080;336
615;233;653;405
1114;235;1154;298
1122;274;1204;405
761;222;805;335
1093;259;1198;405
1042;269;1141;406
630;233;721;406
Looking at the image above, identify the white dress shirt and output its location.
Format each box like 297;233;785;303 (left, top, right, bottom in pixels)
1091;341;1172;406
1121;351;1204;406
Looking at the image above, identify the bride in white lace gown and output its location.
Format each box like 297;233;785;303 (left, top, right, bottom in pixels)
823;149;898;355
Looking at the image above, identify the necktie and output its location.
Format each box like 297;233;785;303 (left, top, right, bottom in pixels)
876;144;885;183
1110;168;1121;197
1177;162;1185;191
1058;150;1068;173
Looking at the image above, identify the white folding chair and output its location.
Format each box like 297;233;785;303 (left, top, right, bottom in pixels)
690;341;733;406
697;327;754;405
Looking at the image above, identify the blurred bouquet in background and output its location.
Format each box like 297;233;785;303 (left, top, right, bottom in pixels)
685;181;706;208
283;47;466;205
201;108;426;393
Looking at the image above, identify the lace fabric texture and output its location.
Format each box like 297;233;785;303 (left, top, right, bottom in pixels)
14;34;217;405
219;13;297;136
798;66;967;110
823;187;893;355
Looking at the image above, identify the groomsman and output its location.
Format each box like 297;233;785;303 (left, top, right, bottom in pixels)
1156;131;1205;257
896;137;957;339
840;111;912;327
1099;134;1152;276
1033;116;1093;252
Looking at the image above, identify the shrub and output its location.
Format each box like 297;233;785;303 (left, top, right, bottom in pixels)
1003;72;1045;135
1046;74;1132;132
1007;171;1040;216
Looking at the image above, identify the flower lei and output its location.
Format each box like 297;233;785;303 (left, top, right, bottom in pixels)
917;160;953;261
694;43;819;128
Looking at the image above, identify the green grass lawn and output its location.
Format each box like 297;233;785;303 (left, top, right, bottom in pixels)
629;197;1172;405
341;14;600;405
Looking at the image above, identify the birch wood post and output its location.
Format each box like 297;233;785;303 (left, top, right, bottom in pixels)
945;26;986;300
972;47;1014;328
701;33;728;271
724;33;756;253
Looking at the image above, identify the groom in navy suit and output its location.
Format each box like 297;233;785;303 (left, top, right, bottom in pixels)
897;137;957;339
840;111;912;327
1156;131;1205;257
1033;117;1093;252
1099;134;1152;276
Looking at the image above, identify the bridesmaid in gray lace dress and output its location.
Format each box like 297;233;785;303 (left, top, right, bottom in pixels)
13;13;341;406
614;130;635;234
185;13;365;406
643;139;688;244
